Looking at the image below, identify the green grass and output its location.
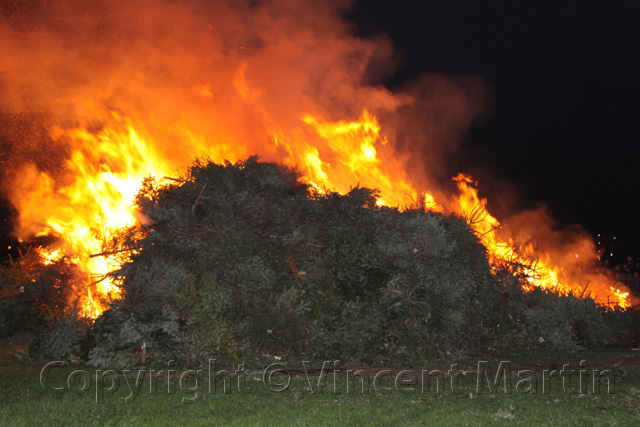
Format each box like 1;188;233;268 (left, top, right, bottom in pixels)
1;343;639;426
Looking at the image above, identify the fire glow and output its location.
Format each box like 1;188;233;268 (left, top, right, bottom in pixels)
0;0;633;317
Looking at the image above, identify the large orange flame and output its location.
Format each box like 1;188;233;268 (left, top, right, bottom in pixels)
0;1;633;317
9;103;632;317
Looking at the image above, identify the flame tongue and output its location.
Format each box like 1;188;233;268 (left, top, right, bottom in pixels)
452;174;631;309
11;114;171;317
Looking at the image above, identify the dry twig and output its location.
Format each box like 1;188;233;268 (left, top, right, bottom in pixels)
287;257;302;283
192;183;207;211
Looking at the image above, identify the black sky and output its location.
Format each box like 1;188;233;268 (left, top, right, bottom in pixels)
350;0;640;256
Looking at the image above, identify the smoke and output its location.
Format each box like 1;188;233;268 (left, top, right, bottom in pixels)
499;205;598;273
496;204;623;302
389;73;488;195
0;0;486;194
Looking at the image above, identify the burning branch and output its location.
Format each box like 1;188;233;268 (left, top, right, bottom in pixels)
466;203;490;229
89;248;134;259
162;176;187;183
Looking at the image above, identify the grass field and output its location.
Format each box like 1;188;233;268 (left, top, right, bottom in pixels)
1;342;639;426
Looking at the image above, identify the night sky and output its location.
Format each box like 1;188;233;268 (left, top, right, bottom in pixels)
1;0;639;261
351;0;640;258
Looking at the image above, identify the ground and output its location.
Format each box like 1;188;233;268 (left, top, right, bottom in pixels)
1;335;640;426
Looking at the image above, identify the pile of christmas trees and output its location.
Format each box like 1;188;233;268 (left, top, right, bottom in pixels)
3;157;637;367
